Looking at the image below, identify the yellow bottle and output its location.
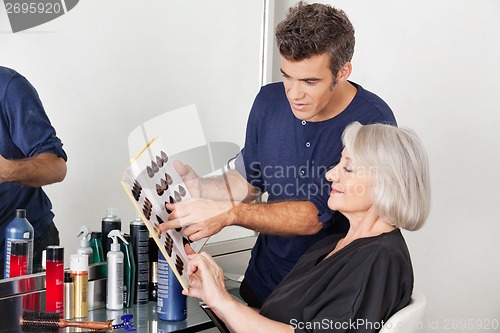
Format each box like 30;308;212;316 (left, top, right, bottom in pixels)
70;254;89;318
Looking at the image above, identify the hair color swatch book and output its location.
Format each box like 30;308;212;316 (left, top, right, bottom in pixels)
121;137;208;290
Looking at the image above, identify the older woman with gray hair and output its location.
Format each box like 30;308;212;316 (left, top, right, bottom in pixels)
184;122;431;332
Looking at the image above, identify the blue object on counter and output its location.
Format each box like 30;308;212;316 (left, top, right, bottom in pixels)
113;314;136;331
157;250;187;321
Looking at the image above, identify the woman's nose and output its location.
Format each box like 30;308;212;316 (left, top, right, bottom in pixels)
326;165;339;183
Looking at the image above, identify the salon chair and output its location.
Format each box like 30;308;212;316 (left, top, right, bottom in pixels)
379;291;426;333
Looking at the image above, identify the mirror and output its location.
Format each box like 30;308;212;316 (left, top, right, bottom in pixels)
0;0;270;276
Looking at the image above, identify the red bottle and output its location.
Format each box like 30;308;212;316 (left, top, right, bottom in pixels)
45;246;64;317
11;240;38;311
9;240;29;277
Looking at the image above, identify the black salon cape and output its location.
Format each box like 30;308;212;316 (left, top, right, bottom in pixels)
260;229;413;332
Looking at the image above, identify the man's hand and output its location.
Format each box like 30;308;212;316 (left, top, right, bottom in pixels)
0;153;66;186
0;155;14;184
173;160;201;198
160;198;235;241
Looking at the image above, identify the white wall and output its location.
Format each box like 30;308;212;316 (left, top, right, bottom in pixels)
0;0;264;261
272;1;500;331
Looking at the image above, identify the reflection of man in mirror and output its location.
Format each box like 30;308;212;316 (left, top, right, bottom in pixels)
0;66;67;277
161;2;396;307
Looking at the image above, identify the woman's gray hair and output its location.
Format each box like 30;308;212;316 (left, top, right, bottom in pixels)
342;122;431;231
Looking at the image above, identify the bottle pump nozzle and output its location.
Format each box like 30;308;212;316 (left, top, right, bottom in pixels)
106;207;117;218
77;226;91;247
108;230;128;252
134;211;142;222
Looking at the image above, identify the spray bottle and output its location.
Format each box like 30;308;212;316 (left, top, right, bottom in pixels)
76;226;93;265
106;230;127;310
101;208;121;257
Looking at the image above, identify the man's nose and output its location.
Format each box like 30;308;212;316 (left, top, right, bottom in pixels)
286;81;304;100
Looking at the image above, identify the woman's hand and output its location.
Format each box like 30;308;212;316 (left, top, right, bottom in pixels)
183;251;294;333
183;252;232;308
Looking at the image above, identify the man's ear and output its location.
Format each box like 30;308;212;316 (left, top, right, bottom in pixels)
336;61;352;82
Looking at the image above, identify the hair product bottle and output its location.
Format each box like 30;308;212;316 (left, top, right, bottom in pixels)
157;250;187;321
106;230;127;310
64;271;74;319
130;213;149;304
9;240;29;277
4;209;34;277
70;254;89;318
76;226;93;265
101;208;121;257
149;238;159;302
121;234;136;308
45;246;64;317
89;231;105;264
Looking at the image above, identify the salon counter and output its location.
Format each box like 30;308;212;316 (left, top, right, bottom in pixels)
0;236;255;333
0;274;241;333
68;280;241;333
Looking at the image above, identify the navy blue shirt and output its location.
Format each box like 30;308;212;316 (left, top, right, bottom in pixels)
235;81;396;304
0;66;67;258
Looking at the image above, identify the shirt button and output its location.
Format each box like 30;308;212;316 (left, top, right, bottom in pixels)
305;142;311;148
300;170;305;176
301;120;306;126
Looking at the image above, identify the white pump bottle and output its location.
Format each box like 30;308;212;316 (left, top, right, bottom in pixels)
106;229;128;310
76;226;93;265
